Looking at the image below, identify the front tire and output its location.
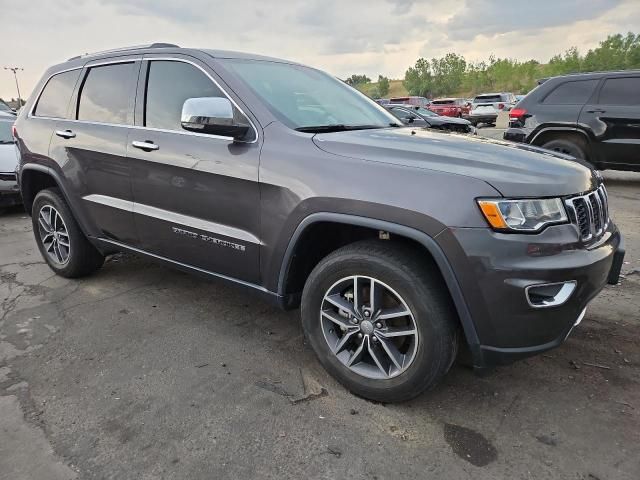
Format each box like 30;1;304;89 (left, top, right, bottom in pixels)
301;240;458;402
32;188;105;278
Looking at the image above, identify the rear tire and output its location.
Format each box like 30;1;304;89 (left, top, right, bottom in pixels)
32;188;105;278
541;137;586;160
301;240;458;403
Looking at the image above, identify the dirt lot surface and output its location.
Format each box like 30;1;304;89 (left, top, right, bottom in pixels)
1;168;639;479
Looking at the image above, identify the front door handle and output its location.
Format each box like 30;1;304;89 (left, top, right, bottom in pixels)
132;140;159;151
586;109;606;114
55;129;76;139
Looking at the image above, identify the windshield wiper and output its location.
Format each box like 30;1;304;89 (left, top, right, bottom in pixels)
0;140;15;144
295;124;385;133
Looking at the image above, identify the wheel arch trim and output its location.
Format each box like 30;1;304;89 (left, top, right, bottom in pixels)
19;163;93;237
529;126;592;145
277;212;482;362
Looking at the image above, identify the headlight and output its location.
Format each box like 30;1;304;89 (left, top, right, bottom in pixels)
477;198;568;232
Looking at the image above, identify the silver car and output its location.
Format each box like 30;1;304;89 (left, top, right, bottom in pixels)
0;114;20;208
468;92;516;126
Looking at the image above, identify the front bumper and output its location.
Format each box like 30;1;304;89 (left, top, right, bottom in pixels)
438;222;623;367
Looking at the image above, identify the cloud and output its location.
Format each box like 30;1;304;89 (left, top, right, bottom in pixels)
445;0;622;41
0;0;636;99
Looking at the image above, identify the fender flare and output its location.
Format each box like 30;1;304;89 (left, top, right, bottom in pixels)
277;212;482;363
529;126;591;146
19;163;93;237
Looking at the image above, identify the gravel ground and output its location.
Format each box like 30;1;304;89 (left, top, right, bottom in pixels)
1;167;639;479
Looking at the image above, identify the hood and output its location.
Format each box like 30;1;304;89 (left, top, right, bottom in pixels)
312;127;596;197
0;144;18;173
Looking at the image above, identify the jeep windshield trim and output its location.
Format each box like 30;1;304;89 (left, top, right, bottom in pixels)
221;59;399;130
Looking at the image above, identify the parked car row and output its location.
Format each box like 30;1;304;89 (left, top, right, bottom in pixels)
376;92;519;127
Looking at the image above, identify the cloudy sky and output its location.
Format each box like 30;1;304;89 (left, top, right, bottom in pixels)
1;0;638;100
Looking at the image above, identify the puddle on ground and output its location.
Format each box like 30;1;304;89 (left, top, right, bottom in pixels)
443;423;497;467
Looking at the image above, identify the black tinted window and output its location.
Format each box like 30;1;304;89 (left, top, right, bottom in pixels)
145;61;225;131
34;70;81;118
543;80;597;105
598;77;640;105
78;63;135;124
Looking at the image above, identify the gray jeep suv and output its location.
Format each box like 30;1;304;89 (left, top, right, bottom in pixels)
14;44;624;402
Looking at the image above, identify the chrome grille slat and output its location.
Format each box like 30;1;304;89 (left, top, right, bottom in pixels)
565;185;609;243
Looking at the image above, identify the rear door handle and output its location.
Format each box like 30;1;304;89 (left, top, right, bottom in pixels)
586;109;606;114
55;129;76;139
132;140;159;151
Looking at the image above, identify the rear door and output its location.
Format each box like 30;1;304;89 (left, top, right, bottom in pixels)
48;57;140;244
579;75;640;169
127;55;261;283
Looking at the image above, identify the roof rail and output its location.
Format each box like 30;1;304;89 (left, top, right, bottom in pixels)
67;43;180;61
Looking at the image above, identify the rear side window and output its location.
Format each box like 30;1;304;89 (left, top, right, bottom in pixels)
598;77;640;105
144;61;226;131
542;80;597;105
77;63;136;124
34;70;81;118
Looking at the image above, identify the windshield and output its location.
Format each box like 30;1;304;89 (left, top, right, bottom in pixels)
221;59;399;130
431;100;455;105
0;102;12;113
474;95;502;102
0;121;14;144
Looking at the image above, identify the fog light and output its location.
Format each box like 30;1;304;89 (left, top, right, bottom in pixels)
525;281;576;308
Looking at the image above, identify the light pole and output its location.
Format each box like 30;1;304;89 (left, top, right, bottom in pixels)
4;67;24;108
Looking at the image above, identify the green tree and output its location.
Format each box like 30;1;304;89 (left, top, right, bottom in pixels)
344;74;371;87
377;75;390;97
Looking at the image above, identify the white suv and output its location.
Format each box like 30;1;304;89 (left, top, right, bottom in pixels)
468;92;516;126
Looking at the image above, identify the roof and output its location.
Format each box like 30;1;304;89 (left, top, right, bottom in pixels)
539;69;640;84
66;43;298;65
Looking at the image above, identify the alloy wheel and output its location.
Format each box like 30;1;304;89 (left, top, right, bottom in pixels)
320;275;418;379
37;205;71;265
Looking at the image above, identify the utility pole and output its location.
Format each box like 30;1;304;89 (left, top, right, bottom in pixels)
4;67;24;108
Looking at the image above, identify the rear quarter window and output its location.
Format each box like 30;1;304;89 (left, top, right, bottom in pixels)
33;69;81;118
598;77;640;105
542;79;598;105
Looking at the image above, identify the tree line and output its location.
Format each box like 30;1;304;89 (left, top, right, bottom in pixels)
346;32;639;99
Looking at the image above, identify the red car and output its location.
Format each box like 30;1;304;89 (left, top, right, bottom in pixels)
428;98;470;118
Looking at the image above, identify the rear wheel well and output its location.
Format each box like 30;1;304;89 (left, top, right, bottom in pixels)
20;169;58;215
532;130;592;161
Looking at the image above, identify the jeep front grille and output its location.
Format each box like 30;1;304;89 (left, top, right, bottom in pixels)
565;185;609;242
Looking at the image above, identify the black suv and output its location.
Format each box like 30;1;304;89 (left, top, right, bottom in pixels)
14;45;624;402
504;70;640;172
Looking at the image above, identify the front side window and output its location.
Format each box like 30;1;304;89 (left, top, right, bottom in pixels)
222;59;398;130
542;80;598;105
598;77;640;105
77;63;135;124
145;60;233;131
34;69;81;118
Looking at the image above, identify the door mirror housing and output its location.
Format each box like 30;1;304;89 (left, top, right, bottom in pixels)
181;97;249;140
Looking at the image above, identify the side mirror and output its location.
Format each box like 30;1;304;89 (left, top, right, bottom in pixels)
181;97;249;141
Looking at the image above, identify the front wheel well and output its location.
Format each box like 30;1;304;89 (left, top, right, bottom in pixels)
282;222;450;307
20;169;59;215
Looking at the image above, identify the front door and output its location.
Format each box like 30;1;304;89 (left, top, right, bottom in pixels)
127;56;261;283
579;75;640;170
48;58;141;244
